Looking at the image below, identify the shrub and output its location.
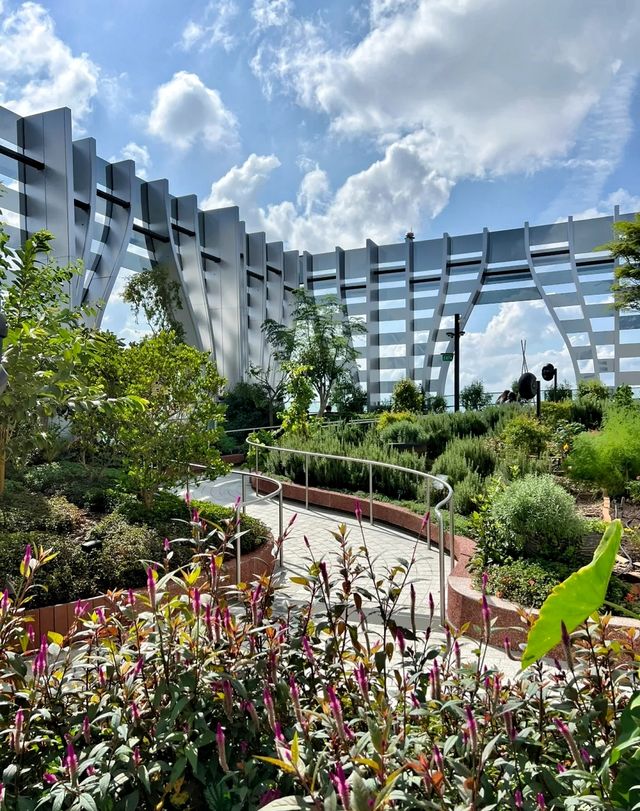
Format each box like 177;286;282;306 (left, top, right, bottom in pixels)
577;378;610;402
613;383;635;408
502;414;551;456
390;378;424;412
460;379;492;411
489;473;585;563
544;380;573;401
453;470;484;515
376;410;417;431
627;479;640;504
431;437;496;485
424;393;447;413
0;486;83;533
378;419;428;446
23;461;123;511
566;406;640;496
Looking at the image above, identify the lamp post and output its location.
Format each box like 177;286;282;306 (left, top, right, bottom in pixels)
0;308;7;395
446;313;465;412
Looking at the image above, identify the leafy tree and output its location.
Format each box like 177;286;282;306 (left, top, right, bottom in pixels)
425;393;448;413
223;380;279;431
577;379;610;402
331;375;368;419
603;214;640;310
123;266;185;338
116;331;228;507
460;380;492;411
0;227;125;494
544;380;573;402
279;362;314;435
262;290;366;417
248;360;287;427
390;379;424;413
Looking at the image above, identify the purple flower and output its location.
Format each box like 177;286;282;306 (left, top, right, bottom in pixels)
222;679;234;719
514;789;523;808
65;741;78;782
27;624;35;646
133;747;141;767
191;587;201;615
43;773;57;785
216;723;229;772
263;686;277;732
465;705;478;751
127;588;136;607
74;600;88;618
33;636;48;679
184;490;191;506
557;762;566;773
146;567;157;608
395;627;406;656
354;499;362;523
302;635;315;665
329;762;350;809
354;663;369;699
21;544;32;576
536;793;546;809
428;592;435;618
259;789;282;808
327;685;353;742
1;589;10;613
432;745;443;772
163;537;171;553
82;715;91;743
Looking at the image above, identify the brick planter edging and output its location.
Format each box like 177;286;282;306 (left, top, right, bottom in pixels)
24;539;276;644
256;477;640;653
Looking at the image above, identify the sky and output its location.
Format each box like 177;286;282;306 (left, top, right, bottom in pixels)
1;0;640;395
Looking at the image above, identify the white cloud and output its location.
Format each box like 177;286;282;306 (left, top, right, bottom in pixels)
252;0;640;178
251;0;292;29
179;1;238;52
451;301;575;394
146;72;238;150
573;188;640;220
0;2;99;128
110;142;152;179
203;139;452;250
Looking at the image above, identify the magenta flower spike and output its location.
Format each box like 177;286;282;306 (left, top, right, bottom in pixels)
184;490;191;506
146;567;156;609
420;510;430;533
302;635;315;665
42;773;58;785
74;600;88;618
354;499;362;523
21;544;32;576
1;589;10;613
163;537;171;553
263;686;277;732
287;512;297;529
465;705;478;751
96;607;106;625
327;685;353;742
395;627;406;656
514;789;523;808
65;741;78;782
536;793;546;810
27;624;35;646
82;715;91;743
192;587;201;615
216;723;229;772
13;709;24;753
330;762;350;810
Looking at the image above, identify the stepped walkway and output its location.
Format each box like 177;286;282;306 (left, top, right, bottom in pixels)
187;473;519;676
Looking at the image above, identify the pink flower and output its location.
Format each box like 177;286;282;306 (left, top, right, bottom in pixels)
395;627;405;656
163;537;171;553
354;499;362;523
330;762;350;809
65;741;78;782
185;491;191;506
133;747;142;767
131;702;141;723
327;685;353;742
1;589;10;613
354;663;369;699
146;567;156;609
27;624;35;647
96;607;106;625
21;544;32;576
302;636;315;665
465;706;478;751
127;588;136;607
43;773;57;785
536;793;546;809
514;789;523;808
74;600;88;618
33;636;48;679
82;715;91;743
191;588;201;615
216;723;229;772
259;788;282;808
13;709;24;753
432;745;443;772
263;686;277;732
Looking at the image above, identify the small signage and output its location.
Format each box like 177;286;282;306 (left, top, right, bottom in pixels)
441;352;454;362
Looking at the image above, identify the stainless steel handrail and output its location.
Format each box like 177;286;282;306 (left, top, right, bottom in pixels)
246;437;455;625
186;464;285;584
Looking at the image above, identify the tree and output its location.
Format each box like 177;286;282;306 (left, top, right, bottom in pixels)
0;227;124;494
262;290;366;418
331;375;368;419
123;266;185;338
248;360;287;427
116;331;228;507
460;380;492;411
223;380;280;431
390;378;424;413
603;214;640;310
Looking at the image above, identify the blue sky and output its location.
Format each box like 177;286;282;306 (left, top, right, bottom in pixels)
1;0;639;393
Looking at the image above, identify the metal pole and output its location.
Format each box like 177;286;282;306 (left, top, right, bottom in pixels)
438;517;446;626
536;379;541;419
305;455;309;511
278;488;284;567
454;313;461;413
241;474;247;515
254;449;260;496
426;479;431;549
368;462;374;526
235;527;242;585
449;494;455;573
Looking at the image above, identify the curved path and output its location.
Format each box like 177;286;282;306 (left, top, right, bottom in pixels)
186;473;519;676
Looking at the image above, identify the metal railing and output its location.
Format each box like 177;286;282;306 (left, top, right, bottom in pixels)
186;464;285;584
246;437;455;624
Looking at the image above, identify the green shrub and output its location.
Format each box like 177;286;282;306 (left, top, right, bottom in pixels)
566;407;640;496
502;414;551;456
627;480;640;504
613;383;635;408
431;437;496;485
0;531;96;608
89;512;160;590
378;420;428;446
23;462;123;511
424;393;447;413
390;378;423;412
577;379;610;402
477;559;628;610
454;471;484;516
489;474;585;563
460;379;492;411
376;410;417;431
0;487;83;533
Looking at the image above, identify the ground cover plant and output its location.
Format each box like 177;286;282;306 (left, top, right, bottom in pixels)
0;517;638;810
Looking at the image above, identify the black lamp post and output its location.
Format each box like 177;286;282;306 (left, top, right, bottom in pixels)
0;309;8;395
446;313;465;412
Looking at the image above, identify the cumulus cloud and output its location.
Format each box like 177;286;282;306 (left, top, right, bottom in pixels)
573;188;640;220
146;72;238;150
452;300;574;394
251;0;292;29
110;142;152;179
0;2;99;127
179;1;238;52
203;138;452;250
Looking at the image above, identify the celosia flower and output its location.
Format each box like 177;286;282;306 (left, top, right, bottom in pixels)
536;793;546;809
557;762;566;773
204;604;213;639
216;723;229;773
395;627;405;656
514;789;523;808
192;587;201;615
127;588;136;607
289;676;306;730
553;717;585;768
329;762;350;810
354;499;362;523
454;640;461;668
0;783;4;804
243;699;260;730
82;715;90;743
327;685;353;742
146;567;156;609
21;544;32;576
263;686;277;732
481;593;491;638
27;624;35;647
465;706;478;751
287;513;297;529
33;636;48;679
163;537;171;553
184;491;191;506
96;607;106;625
420;510;430;533
133;747;141;767
98;666;106;687
504;710;516;742
13;709;24;753
432;745;443;772
43;773;57;785
130;702;141;723
428;592;435;619
74;600;88;618
259;788;281;808
354;663;368;699
302;635;315;665
65;741;78;782
1;589;10;613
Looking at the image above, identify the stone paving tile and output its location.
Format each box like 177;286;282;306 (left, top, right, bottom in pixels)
185;474;521;678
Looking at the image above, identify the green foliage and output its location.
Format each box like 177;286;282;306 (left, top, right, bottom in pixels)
424;393;447;413
566;406;640;496
22;461;123;512
330;375;368;418
453;471;484;516
0;229;127;494
223;380;276;432
544;380;573;401
501;413;551;456
577;378;610;402
0;525;637;809
116;331;228;507
603;212;640;311
89;512;161;591
431;437;496;485
279;362;314;435
627;479;640;503
122;265;185;338
378;419;426;446
460;379;492;411
473;474;584;567
390;378;423;413
376;410;417;431
0;484;82;533
262;290;366;417
542;398;604;430
522;520;622;668
613;382;635;408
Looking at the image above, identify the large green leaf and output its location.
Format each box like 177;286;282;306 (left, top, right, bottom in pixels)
521;520;622;669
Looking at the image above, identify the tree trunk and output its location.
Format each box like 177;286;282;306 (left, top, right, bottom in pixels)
141;490;154;510
0;428;7;497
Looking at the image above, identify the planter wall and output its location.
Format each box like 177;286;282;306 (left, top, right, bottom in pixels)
25;539;276;643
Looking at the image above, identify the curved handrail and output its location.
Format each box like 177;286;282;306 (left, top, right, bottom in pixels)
186;463;285;583
246;436;455;624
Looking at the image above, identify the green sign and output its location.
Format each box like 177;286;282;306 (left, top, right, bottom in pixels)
441;352;454;362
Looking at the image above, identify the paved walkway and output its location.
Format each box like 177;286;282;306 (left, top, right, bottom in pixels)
185;473;520;677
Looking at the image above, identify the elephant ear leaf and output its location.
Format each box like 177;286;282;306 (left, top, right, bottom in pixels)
521;520;622;669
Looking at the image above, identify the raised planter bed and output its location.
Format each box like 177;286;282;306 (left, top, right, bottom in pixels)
25;538;276;643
